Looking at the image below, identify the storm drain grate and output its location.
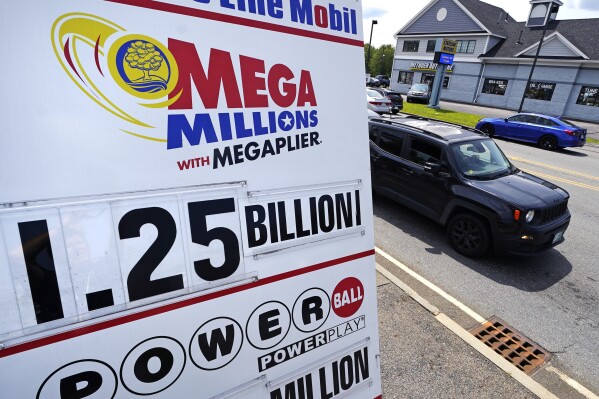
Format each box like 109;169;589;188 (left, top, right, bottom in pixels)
469;316;552;375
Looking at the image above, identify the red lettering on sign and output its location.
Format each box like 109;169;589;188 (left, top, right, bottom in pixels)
169;39;242;110
332;277;364;318
168;39;317;110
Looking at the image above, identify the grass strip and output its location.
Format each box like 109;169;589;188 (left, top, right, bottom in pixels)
401;103;599;145
401;103;485;128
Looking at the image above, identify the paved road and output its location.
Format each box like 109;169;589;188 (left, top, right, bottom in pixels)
373;138;599;394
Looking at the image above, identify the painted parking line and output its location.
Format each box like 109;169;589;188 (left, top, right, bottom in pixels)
519;169;599;192
510;156;599;182
375;246;599;399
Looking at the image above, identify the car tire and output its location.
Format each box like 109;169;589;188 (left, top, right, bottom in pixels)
391;109;399;114
406;98;411;103
447;213;490;258
539;135;557;151
480;124;495;137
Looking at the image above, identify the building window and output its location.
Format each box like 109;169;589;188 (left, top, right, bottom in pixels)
456;40;476;53
403;40;420;52
482;79;508;95
426;40;436;52
525;81;556;101
576;86;599;106
420;73;435;86
398;71;414;85
420;73;449;88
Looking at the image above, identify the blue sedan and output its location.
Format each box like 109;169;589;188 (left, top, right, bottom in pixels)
475;113;587;151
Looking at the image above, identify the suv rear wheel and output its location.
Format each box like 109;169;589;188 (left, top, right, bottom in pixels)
447;213;490;257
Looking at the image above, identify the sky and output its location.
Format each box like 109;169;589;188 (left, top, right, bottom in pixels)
362;0;599;47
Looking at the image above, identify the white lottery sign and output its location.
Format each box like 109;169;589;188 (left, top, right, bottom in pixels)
0;1;381;398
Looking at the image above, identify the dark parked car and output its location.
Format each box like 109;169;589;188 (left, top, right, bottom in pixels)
476;113;586;151
375;75;390;87
406;83;431;104
369;116;571;257
371;88;403;114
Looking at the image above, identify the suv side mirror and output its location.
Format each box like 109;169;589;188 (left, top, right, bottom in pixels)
424;161;442;175
504;118;509;122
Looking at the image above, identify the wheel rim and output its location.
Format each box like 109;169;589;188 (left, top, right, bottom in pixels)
451;220;481;252
540;136;556;150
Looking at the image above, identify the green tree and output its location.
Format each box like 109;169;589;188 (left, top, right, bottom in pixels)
364;44;395;77
125;41;164;81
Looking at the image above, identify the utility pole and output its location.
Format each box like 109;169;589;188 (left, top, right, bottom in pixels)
366;20;377;74
518;25;548;113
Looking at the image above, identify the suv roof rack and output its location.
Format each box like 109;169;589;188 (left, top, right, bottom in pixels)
370;117;445;141
402;114;484;136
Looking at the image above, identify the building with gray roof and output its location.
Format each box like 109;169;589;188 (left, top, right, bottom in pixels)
390;0;599;122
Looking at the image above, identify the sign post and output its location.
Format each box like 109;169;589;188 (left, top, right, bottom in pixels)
429;39;457;109
0;2;382;398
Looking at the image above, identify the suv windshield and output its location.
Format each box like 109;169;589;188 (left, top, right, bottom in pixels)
450;139;513;179
411;84;429;92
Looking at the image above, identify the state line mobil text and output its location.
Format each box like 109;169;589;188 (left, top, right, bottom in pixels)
192;0;358;35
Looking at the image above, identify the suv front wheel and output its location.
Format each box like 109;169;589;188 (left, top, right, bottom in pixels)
447;213;490;257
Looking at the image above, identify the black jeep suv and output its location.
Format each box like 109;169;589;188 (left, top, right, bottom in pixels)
369;116;571;257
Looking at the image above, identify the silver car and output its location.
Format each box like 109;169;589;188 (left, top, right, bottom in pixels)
366;89;391;114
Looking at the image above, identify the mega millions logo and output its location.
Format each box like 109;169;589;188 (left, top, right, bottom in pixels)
51;13;319;159
51;14;182;143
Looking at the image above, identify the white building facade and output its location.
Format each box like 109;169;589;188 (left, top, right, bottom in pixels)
391;0;599;122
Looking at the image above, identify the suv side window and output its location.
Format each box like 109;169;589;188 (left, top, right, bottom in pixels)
379;130;405;157
407;138;442;166
369;127;379;143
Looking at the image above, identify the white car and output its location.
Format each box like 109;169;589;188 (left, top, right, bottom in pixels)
366;76;380;87
366;89;391;114
367;109;380;119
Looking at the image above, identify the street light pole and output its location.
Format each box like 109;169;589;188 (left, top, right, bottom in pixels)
380;54;386;75
518;25;548;113
366;20;378;74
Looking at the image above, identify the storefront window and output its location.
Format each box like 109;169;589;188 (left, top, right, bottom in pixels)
525;81;556;101
482;79;508;95
426;40;436;52
403;40;420;52
398;71;414;85
576;86;599;106
420;73;450;88
456;40;476;54
443;76;450;88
